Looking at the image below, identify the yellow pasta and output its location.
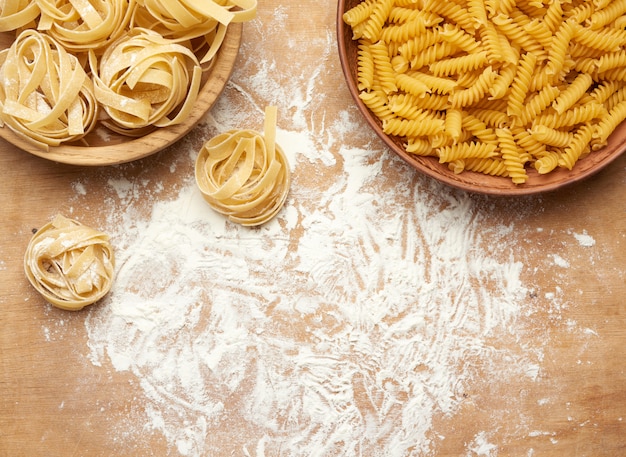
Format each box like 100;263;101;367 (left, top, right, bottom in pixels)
131;0;256;64
36;0;134;53
24;215;115;311
497;127;528;184
360;0;394;41
195;106;291;226
0;29;99;150
552;73;593;113
529;124;575;148
0;0;40;32
558;123;593;169
344;0;626;184
370;40;398;94
534;151;560;174
360;90;396;120
464;157;509;176
357;41;376;91
89;27;203;135
588;0;626;29
444;108;463;142
438;141;498;163
0;0;258;150
383;114;445;137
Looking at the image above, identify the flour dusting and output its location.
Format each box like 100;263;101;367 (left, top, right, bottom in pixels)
573;231;596;247
74;5;572;456
85;153;533;455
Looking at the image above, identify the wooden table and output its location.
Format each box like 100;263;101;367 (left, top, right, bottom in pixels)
1;2;625;456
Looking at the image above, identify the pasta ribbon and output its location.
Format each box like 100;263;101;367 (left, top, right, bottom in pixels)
195;106;291;226
36;0;134;53
24;215;115;311
0;0;258;150
0;29;98;150
89;27;202;135
0;0;40;32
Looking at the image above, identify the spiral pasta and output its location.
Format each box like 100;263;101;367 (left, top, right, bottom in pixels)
24;215;115;311
195;106;291;226
344;0;626;184
0;29;99;149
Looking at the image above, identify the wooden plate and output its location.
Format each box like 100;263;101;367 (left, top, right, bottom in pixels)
0;23;242;166
336;0;626;196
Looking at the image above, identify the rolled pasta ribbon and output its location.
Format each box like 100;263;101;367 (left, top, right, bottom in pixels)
24;215;115;311
0;0;40;32
36;0;135;54
89;27;202;135
195;106;291;226
132;0;256;63
135;0;257;29
0;29;99;150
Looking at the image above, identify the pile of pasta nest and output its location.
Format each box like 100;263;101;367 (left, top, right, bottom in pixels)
344;0;626;184
24;106;292;310
0;0;256;150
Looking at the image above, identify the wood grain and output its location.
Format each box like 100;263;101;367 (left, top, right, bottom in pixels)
0;2;625;456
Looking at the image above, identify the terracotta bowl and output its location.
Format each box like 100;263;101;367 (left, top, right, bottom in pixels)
0;23;242;166
336;0;626;195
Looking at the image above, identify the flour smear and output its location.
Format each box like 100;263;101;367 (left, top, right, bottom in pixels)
77;5;562;457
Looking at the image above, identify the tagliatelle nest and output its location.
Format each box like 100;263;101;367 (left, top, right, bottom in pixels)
89;27;203;136
195;106;291;226
24;215;115;311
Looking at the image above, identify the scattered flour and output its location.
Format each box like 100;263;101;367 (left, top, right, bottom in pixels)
85;154;535;455
465;431;498;456
550;254;570;269
60;4;599;456
573;231;596;247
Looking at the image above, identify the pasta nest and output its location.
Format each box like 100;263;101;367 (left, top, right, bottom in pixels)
24;215;115;311
195;106;291;226
35;0;135;54
0;29;99;148
89;27;203;136
0;0;40;32
0;0;259;149
131;0;258;63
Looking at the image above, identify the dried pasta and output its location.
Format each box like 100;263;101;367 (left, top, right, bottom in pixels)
195;106;291;226
0;0;39;32
89;27;202;135
0;29;99;150
343;0;626;184
36;0;134;53
0;0;258;149
24;215;115;311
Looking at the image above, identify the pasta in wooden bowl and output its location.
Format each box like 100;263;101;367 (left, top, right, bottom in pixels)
337;0;626;195
0;0;252;166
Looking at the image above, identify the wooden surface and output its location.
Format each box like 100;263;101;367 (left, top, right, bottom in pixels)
1;2;625;456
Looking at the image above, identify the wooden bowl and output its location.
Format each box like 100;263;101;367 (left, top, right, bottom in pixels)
336;0;626;195
0;23;242;166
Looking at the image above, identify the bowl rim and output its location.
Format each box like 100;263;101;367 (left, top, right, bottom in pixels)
336;0;626;196
0;23;243;167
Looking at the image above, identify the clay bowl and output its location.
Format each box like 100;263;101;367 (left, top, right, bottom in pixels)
0;23;242;166
336;0;626;195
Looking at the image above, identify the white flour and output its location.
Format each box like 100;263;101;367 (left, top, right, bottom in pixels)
84;147;532;456
65;5;602;457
